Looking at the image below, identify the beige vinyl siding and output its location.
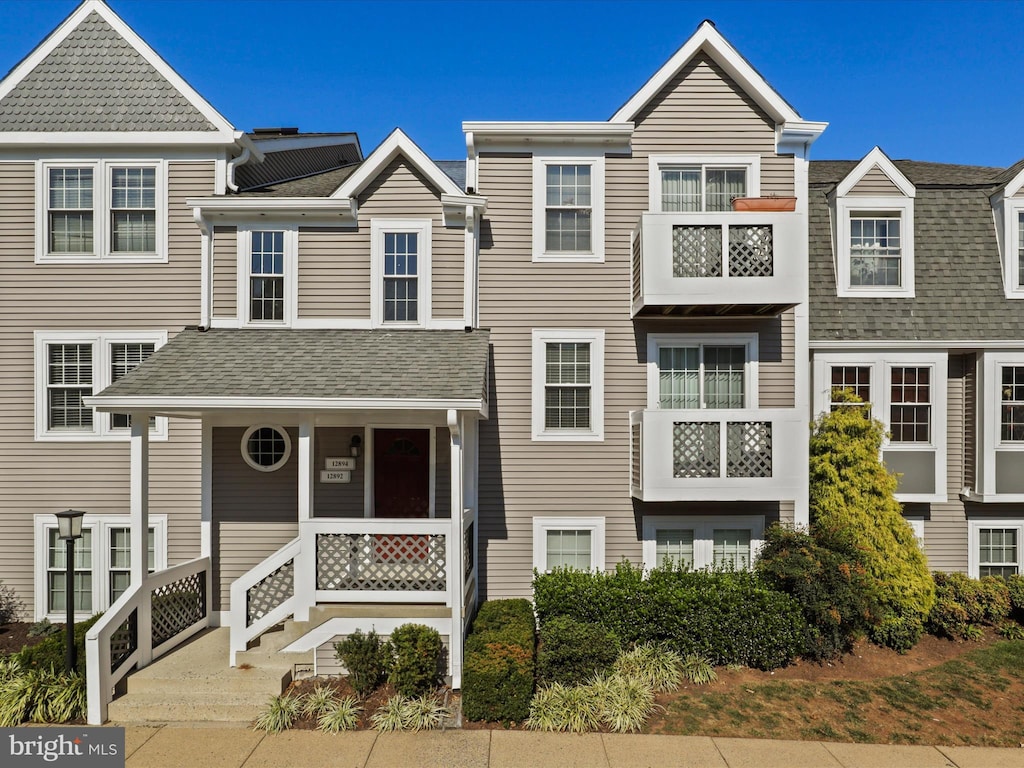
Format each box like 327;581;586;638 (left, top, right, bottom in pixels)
295;156;464;322
298;228;370;319
847;166;902;196
0;161;212;615
313;427;365;518
212;427;299;610
629;52;793;196
212;226;237;319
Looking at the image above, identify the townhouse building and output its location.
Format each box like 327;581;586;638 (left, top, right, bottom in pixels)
0;0;1019;723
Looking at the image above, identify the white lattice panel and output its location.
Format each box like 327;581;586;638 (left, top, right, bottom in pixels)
672;225;723;278
728;225;774;277
246;559;294;626
673;422;721;478
317;533;447;592
151;572;206;647
726;421;773;478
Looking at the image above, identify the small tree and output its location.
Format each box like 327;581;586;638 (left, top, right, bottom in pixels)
809;390;935;650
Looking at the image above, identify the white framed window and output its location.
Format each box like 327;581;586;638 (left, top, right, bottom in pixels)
532;329;605;441
370;219;432;327
241;424;292;472
36;160;167;263
1001;365;1024;443
532;152;605;262
532;517;605;572
835;197;915;297
642;515;764;570
646;333;758;410
34;331;168;441
647;154;760;213
997;200;1024;299
904;516;926;550
888;366;931;443
968;520;1024;578
829;365;872;409
34;514;167;621
237;225;297;326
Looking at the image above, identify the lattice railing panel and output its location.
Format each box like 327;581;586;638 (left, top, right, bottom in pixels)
246;559;294;627
632;232;642;303
151;571;206;647
726;421;773;478
728;225;774;277
109;609;138;674
317;533;447;592
464;522;475;581
631;422;642;489
673;421;721;478
672;225;723;277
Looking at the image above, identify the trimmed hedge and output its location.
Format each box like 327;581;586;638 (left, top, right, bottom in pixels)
15;615;101;675
537;616;619;685
534;562;808;670
388;624;442;697
462;599;535;722
928;572;1011;640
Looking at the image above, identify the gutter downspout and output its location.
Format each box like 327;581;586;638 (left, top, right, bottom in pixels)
226;146;251;193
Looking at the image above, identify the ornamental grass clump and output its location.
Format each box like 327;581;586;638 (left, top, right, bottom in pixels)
317;696;362;733
301;684;337;718
591;674;657;733
613;644;683;692
0;667;86;726
253;693;302;733
680;654;718;685
525;682;602;733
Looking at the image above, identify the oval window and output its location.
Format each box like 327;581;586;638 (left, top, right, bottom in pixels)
241;425;291;472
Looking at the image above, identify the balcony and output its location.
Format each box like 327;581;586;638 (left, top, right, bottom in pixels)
629;409;805;502
631;212;805;317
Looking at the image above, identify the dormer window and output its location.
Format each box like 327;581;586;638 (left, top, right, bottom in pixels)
849;213;902;287
1018;212;1024;289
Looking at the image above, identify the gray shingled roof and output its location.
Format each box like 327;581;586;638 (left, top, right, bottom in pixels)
435;161;467;191
93;328;490;401
236;143;362;191
809;160;1023;342
0;11;216;132
235;164;361;197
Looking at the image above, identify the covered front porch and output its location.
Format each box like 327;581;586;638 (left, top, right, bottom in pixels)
82;327;489;723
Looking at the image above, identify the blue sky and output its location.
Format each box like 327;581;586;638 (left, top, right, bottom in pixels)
2;1;1023;167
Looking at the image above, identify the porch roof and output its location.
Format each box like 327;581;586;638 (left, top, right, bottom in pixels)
88;327;490;413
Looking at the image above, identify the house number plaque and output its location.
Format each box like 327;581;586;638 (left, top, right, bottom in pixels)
320;470;352;483
325;457;356;470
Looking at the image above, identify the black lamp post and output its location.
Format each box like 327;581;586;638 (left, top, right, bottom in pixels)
55;509;86;675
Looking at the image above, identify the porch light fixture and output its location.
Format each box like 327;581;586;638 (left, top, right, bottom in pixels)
350;434;362;458
55;508;87;675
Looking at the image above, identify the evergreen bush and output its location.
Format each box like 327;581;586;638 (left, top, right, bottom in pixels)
15;615;101;675
928;572;1011;640
333;630;390;698
461;599;535;722
809;390;935;649
388;624;442;697
0;583;23;626
1006;574;1024;622
537;616;619;685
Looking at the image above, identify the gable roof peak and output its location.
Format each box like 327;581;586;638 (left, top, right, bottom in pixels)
835;146;916;198
332;127;463;200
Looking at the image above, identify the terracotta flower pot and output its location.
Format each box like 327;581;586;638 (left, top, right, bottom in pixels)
731;197;797;212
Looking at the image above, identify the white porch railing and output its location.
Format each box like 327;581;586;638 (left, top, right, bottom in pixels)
229;536;301;666
85;556;211;724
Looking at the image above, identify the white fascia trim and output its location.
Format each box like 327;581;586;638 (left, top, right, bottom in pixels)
610;21;801;125
532;516;606;573
333;128;463;200
645;332;759;409
532;151;606;263
440;193;487;211
461;122;634;148
0;1;236;138
967;518;1024;579
0;132;238;146
1004;167;1024;199
777;121;829;151
85;396;486;413
236;223;299;328
646;154;761;212
248;133;360;154
640;515;765;571
811;340;1024;350
35;330;169;442
835;147;916;198
370;218;432;329
834;195;916;298
531;328;605;442
186;197;356;217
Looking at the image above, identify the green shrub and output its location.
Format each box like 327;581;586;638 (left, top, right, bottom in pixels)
533;562;808;670
0;583;23;626
756;524;881;660
388;624;442;697
15;615;101;675
334;630;390;698
1006;575;1024;622
809;391;935;648
462;600;535;723
0;668;86;726
538;617;619;685
870;615;923;653
928;572;1011;640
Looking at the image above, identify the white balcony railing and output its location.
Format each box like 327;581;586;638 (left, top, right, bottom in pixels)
631;212;805;315
630;408;806;502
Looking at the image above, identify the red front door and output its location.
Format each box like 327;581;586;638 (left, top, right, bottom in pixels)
373;428;430;518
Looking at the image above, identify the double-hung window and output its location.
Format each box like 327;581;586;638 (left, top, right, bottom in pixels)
249;230;285;323
532;329;605;441
383;232;419;323
660;166;747;212
35;514;166;620
889;366;931;443
1002;366;1024;442
648;334;757;410
533;517;605;573
532;155;605;262
642;516;764;571
35;331;167;441
969;521;1024;578
1019;213;1024;289
371;219;431;327
829;365;871;408
38;161;165;263
849;213;902;287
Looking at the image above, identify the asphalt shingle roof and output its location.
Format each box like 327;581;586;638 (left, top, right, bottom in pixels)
234;158;465;198
0;11;216;132
93;328;491;401
236;143;362;191
809;159;1023;342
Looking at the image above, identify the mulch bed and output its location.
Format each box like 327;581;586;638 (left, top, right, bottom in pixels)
284;676;455;730
0;622;51;656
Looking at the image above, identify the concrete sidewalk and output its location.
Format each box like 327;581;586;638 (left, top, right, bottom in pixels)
121;724;1024;768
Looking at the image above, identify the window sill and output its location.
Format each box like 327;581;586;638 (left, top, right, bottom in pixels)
533;251;604;264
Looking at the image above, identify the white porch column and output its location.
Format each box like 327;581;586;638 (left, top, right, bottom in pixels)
130;413;152;665
447;410;465;688
294;415;316;621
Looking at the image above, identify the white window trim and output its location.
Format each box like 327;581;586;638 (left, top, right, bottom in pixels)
967;518;1024;579
532;150;606;263
33;513;168;621
236;224;299;328
904;516;926;550
976;352;1024;500
240;424;293;473
35;159;168;264
1001;200;1024;299
647;154;761;213
835;195;915;298
812;352;947;501
370;218;432;328
641;515;764;571
646;332;759;410
532;516;606;573
531;328;605;442
34;330;168;442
